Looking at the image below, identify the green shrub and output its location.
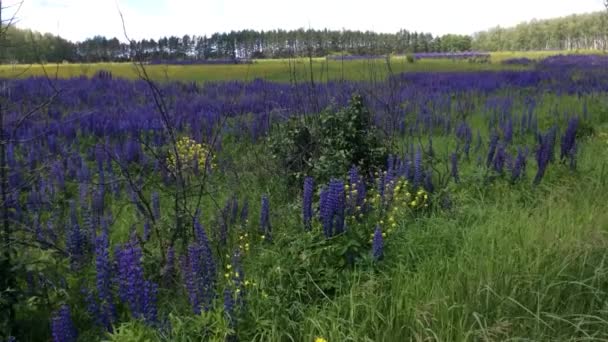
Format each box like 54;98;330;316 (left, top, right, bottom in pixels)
269;94;387;186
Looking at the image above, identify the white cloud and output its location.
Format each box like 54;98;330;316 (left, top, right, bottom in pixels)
8;0;607;42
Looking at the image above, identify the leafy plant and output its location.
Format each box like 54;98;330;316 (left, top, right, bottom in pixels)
269;94;387;186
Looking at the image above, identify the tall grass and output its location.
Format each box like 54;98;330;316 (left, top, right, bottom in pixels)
241;127;608;341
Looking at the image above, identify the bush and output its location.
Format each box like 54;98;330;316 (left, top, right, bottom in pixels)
269;94;387;186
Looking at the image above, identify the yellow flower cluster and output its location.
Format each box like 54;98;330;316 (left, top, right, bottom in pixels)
167;136;215;173
238;233;250;254
345;183;364;221
392;178;428;210
370;178;429;241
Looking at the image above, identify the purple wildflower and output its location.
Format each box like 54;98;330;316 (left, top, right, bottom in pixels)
456;122;472;158
51;305;77;342
511;147;528;182
414;148;423;189
486;132;499;168
534;128;557;185
493;144;507;173
319;179;346;238
560;116;579;166
115;239;157;323
372;226;383;260
95;229;115;330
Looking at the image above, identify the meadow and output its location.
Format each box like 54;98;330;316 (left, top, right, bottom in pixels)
1;53;608;342
0;54;532;83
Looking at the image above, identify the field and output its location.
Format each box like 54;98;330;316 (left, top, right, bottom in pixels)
0;54;533;83
1;51;603;83
2;53;608;342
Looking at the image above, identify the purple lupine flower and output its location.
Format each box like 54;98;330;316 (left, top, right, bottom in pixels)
511;147;528;182
319;187;332;238
69;200;78;227
303;177;314;230
124;139;142;164
141;281;158;323
493;144;506;174
319;179;346;238
182;241;216;314
66;224;84;268
560;116;579;163
83;287;101;326
329;179;346;235
95;143;107;169
151;192;160;220
51;161;65;191
51;305;77;342
181;249;200;313
414;149;423;189
372;226;383;260
78;162;91;184
486;132;499;168
95;229;115;330
223;288;235;325
450;152;459;183
534;128;556;185
348;166;366;213
115;239;157;323
260;195;271;239
191;218;217;311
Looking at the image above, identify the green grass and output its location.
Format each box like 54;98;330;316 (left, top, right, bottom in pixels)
8;50;608;341
2;51;605;83
0;56;522;83
102;106;608;341
233;126;608;342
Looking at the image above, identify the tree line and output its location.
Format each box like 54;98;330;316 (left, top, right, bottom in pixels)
0;28;472;63
2;10;608;64
472;11;608;51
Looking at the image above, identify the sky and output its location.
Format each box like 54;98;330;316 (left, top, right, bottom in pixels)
3;0;607;42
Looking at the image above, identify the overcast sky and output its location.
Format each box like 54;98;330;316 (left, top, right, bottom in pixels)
4;0;606;42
